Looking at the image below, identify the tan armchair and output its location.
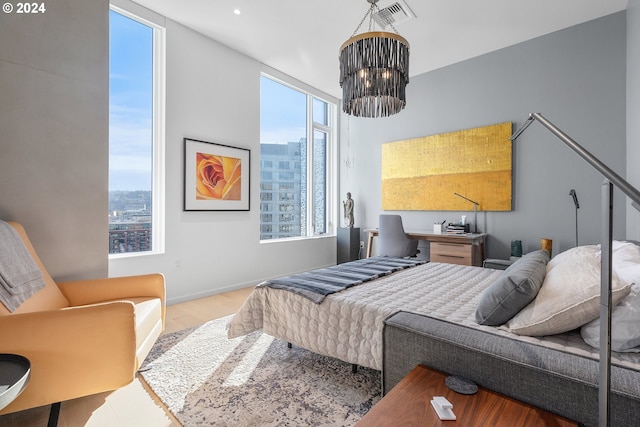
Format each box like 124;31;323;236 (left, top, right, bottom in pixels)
0;222;165;421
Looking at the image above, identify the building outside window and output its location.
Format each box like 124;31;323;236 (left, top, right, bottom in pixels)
259;75;336;241
108;6;165;256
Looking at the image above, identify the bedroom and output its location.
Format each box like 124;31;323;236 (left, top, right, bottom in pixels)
1;0;639;425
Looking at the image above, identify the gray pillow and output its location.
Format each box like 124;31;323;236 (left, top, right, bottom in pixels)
475;250;550;326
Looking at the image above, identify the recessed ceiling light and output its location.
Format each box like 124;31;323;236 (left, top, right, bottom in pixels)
233;9;241;15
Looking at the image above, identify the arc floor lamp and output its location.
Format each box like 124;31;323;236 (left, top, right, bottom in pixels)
511;112;640;427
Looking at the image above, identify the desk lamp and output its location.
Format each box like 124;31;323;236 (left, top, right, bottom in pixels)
453;192;479;233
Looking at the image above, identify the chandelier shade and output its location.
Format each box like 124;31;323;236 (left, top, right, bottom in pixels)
339;9;410;118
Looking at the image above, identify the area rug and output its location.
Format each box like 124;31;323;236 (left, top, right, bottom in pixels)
140;316;381;426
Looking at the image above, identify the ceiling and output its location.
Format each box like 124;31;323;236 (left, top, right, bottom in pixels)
131;0;628;99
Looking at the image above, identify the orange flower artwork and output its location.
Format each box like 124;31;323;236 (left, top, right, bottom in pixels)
195;152;242;200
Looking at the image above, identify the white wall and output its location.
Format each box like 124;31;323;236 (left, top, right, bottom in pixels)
109;18;337;304
627;0;640;240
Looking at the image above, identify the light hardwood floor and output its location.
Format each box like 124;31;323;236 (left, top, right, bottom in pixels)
0;286;254;427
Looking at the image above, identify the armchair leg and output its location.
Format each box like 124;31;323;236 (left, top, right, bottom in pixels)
47;402;61;427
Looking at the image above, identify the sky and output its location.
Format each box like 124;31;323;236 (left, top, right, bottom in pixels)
109;10;153;192
259;76;307;145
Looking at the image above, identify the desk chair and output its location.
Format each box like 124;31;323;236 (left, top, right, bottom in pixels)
378;214;419;257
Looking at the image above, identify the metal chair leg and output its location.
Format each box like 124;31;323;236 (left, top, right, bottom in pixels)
47;402;61;427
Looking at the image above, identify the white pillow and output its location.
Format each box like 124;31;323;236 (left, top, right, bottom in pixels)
581;284;640;352
505;245;632;336
609;241;640;284
580;241;640;352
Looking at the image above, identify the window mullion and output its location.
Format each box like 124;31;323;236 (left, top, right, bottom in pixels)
306;95;314;236
151;23;165;254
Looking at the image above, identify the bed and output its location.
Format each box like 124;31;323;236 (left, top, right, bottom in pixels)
228;245;640;369
228;243;640;425
228;258;506;370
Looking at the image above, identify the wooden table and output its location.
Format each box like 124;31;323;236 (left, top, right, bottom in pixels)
356;365;578;427
0;354;30;412
365;229;487;266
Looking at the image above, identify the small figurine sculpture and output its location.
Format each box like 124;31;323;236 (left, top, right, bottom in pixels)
343;192;354;228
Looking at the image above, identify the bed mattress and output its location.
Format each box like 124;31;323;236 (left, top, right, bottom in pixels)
227;262;640;371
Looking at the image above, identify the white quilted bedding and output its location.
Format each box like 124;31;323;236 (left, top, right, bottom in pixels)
227;262;640;371
228;262;500;370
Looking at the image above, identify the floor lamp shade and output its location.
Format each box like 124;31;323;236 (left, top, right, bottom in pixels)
339;31;410;118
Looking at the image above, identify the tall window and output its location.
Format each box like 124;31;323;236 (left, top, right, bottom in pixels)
108;7;164;256
260;75;336;241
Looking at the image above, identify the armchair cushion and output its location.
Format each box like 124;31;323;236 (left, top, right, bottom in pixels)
0;301;137;409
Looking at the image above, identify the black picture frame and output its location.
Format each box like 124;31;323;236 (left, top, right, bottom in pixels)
183;138;250;211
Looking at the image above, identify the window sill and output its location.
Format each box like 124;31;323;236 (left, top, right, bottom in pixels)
259;233;335;245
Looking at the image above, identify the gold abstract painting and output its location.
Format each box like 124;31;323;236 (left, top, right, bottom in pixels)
382;122;512;211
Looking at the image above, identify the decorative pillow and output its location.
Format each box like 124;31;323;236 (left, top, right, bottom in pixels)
475;250;549;326
581;284;640;352
580;241;640;352
608;240;640;284
505;245;632;336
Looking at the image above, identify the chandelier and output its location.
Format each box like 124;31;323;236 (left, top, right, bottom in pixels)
339;0;410;118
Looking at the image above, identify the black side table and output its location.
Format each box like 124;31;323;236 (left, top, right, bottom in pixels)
0;353;31;411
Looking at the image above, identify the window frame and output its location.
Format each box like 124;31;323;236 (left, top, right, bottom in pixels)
108;3;166;258
259;72;337;243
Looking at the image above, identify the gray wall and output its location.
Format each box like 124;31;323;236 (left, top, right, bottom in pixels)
0;0;109;281
628;0;640;240
340;12;627;260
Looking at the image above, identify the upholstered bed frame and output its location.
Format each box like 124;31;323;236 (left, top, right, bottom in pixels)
383;311;640;427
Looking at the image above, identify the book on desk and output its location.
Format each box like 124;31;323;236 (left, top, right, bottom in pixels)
445;223;470;235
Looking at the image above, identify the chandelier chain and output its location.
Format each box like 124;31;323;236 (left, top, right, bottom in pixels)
367;5;376;31
350;3;377;37
350;2;401;37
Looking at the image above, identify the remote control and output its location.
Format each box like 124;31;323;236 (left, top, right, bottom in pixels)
431;396;456;420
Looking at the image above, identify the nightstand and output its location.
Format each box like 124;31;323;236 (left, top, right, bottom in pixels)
356;365;577;427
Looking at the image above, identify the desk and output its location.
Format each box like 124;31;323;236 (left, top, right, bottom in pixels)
0;354;30;412
365;229;487;266
356;365;577;426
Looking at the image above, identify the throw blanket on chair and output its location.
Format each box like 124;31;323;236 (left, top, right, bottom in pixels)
0;221;46;312
260;256;426;303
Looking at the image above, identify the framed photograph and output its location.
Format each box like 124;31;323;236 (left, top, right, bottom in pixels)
184;138;250;211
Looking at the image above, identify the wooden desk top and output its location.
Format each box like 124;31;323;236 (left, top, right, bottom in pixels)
365;229;487;244
356;365;577;427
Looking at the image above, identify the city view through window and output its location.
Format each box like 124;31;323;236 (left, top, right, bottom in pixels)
260;76;333;240
108;9;154;254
